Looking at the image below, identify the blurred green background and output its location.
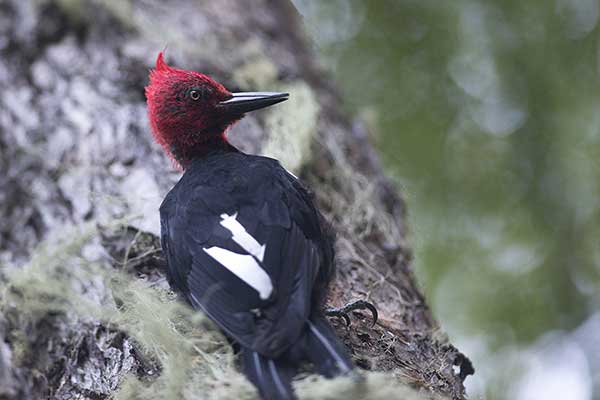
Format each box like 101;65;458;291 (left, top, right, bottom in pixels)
294;1;600;399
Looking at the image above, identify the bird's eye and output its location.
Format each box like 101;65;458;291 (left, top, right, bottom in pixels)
189;90;201;101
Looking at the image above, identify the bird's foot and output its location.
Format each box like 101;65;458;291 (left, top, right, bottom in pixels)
325;300;378;327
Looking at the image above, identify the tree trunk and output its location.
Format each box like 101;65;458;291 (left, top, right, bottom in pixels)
0;1;473;399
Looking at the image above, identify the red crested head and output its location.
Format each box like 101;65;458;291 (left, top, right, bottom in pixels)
145;52;233;168
145;52;289;169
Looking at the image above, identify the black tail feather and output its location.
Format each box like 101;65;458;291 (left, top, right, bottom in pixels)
241;349;298;400
305;315;354;377
240;315;354;399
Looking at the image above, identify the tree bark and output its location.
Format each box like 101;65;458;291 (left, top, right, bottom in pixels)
0;1;473;399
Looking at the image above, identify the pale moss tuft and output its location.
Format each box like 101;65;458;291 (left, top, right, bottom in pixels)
0;219;434;400
0;220;255;400
109;275;255;400
233;59;279;90
262;81;320;173
229;40;320;174
1;222;104;317
52;0;134;28
296;372;439;400
232;39;279;89
97;0;134;26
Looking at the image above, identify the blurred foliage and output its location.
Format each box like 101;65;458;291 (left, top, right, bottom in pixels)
294;0;600;398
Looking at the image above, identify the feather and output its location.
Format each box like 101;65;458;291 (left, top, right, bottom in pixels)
305;316;353;377
241;349;297;400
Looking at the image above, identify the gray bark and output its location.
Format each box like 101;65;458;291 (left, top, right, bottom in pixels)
0;1;473;399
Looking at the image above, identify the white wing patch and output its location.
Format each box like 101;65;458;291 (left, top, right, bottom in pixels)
202;212;272;300
219;213;266;261
203;247;273;300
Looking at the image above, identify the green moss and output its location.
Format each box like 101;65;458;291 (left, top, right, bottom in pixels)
52;0;134;28
232;41;279;89
1;220;437;399
0;221;254;399
296;373;440;400
229;41;320;173
109;276;255;400
1;223;100;316
262;81;320;173
97;0;134;26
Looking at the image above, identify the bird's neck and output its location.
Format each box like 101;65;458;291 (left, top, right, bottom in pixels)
170;132;238;169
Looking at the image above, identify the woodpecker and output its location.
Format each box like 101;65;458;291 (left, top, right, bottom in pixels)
145;53;376;400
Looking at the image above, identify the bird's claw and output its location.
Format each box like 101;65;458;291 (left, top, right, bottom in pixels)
325;299;378;327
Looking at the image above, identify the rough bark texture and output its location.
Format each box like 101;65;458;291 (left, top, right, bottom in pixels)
0;1;473;399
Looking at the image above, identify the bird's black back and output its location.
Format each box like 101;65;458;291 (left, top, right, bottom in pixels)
159;150;335;357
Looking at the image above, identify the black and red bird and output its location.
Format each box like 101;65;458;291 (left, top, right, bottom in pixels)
146;53;374;399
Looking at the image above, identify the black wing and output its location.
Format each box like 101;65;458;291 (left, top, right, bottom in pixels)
160;153;332;357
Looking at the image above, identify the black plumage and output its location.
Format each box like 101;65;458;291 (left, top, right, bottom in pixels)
160;149;354;399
